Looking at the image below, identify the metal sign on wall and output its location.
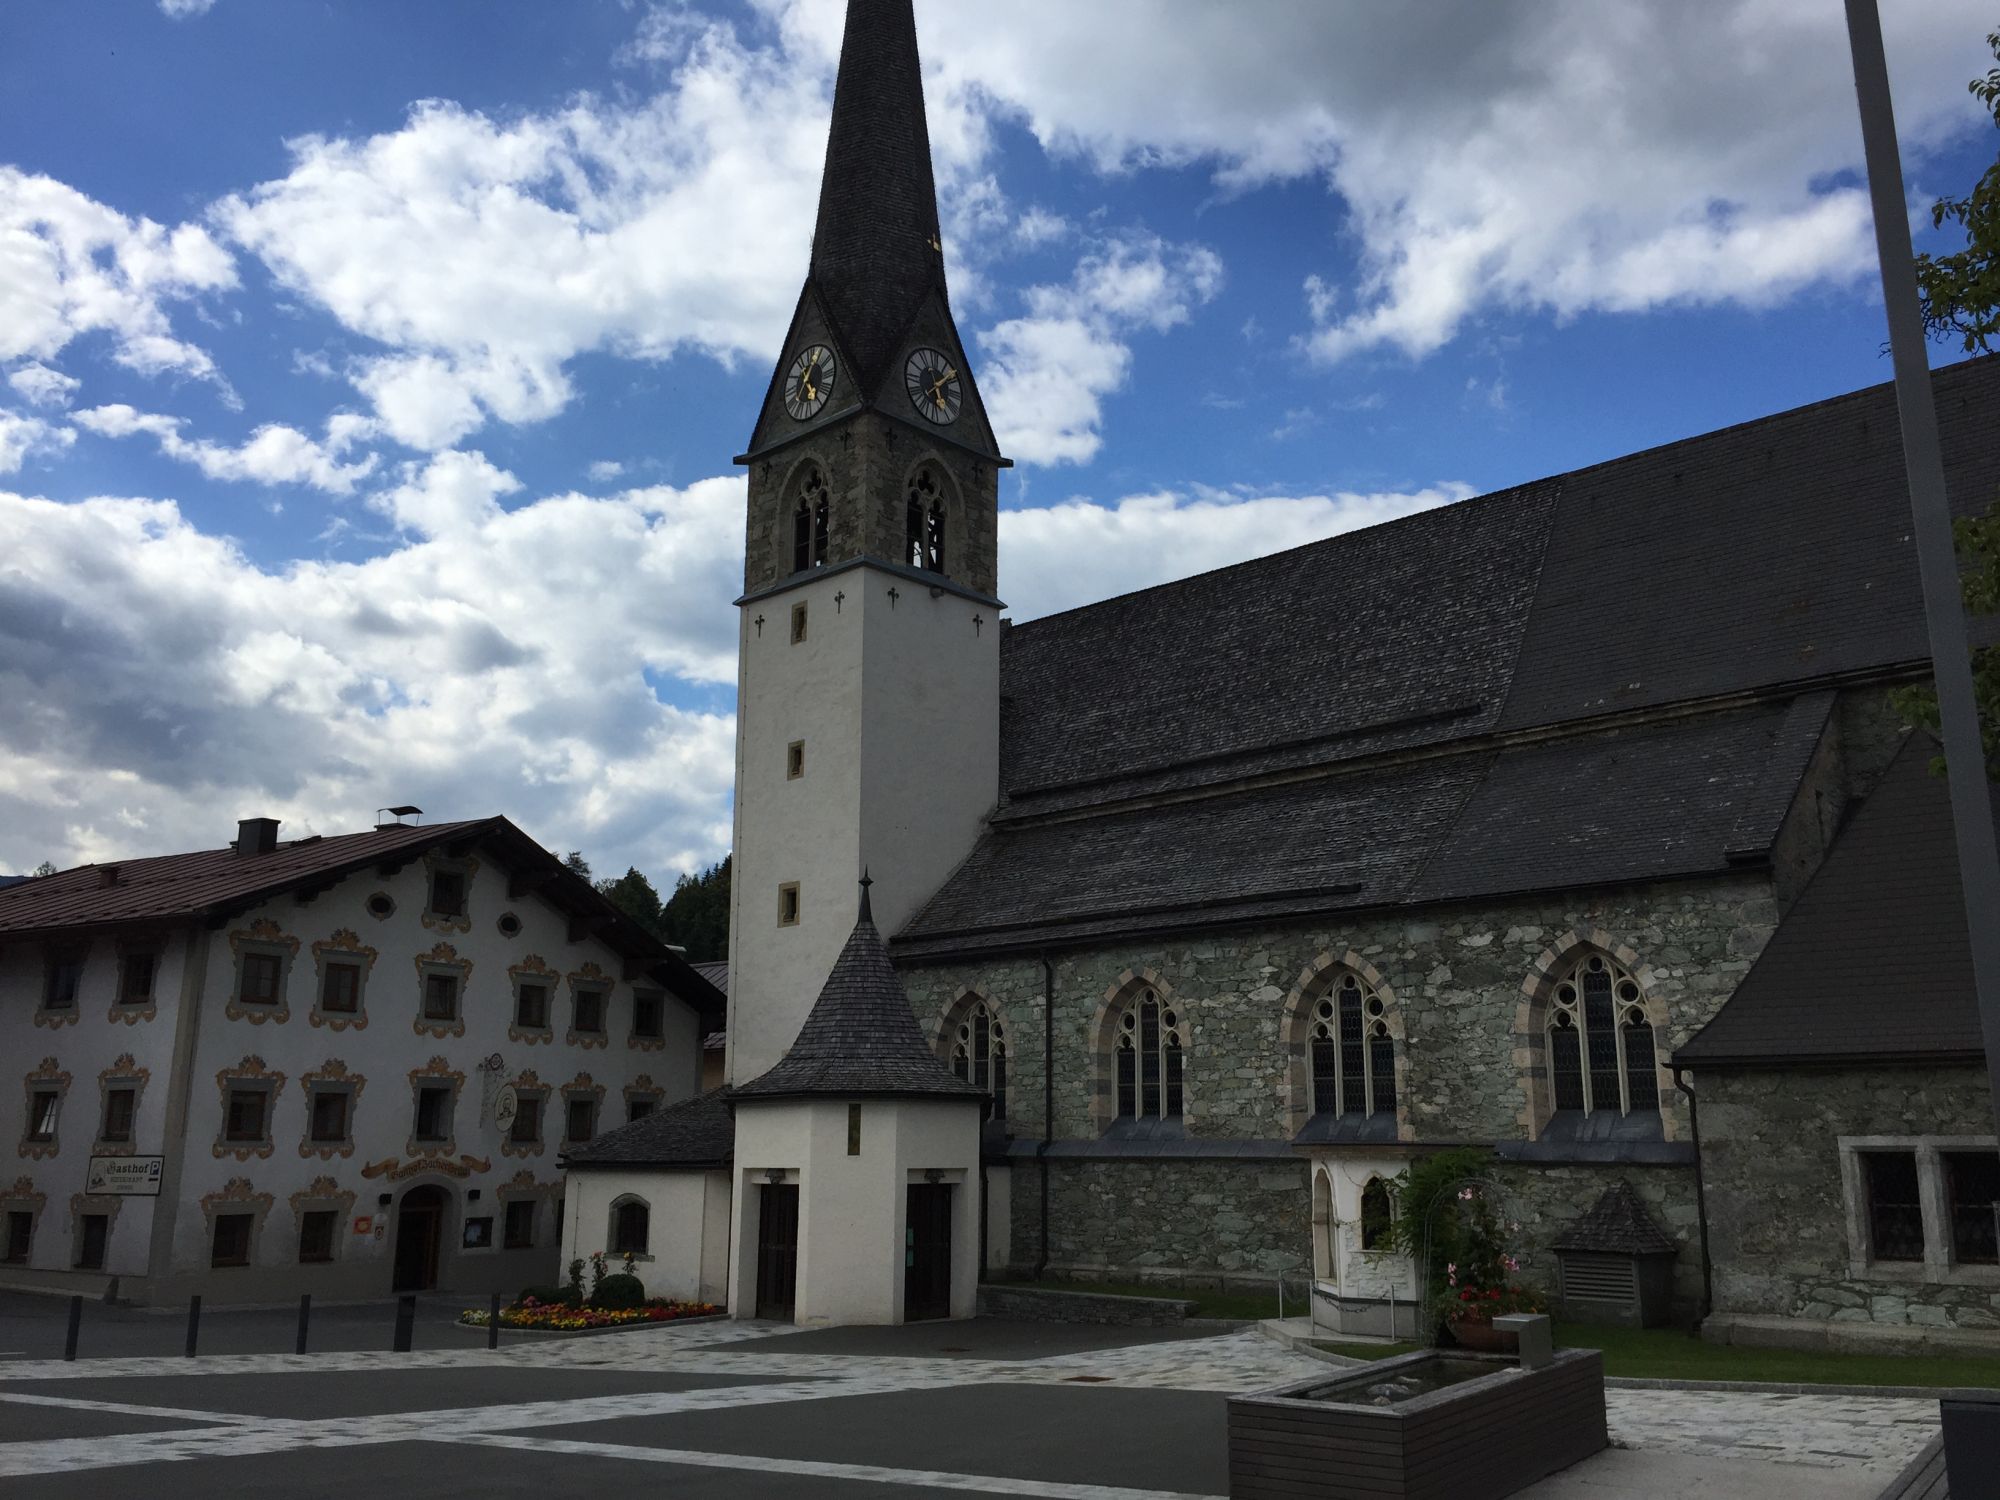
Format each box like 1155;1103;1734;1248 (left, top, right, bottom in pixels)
85;1156;164;1196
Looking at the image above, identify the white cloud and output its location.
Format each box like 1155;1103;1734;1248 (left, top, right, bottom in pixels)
0;168;236;391
368;449;518;538
898;0;1994;363
588;460;626;483
0;471;745;876
7;364;81;409
998;483;1476;624
980;235;1223;465
0;411;76;475
73;404;380;495
213;13;840;451
159;0;216;16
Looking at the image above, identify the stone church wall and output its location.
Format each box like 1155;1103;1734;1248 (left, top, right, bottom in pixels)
1033;1159;1311;1283
1700;1064;2000;1345
904;872;1779;1147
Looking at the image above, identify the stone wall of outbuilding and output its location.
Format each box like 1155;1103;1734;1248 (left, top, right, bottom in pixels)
1699;1064;2000;1345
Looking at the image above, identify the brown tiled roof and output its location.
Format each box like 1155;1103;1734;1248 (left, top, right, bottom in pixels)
0;820;490;936
0;818;727;1022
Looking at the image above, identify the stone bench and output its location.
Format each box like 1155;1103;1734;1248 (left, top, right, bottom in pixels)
1875;1435;1946;1500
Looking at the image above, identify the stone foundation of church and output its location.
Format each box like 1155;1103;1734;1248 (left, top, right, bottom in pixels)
1700;1064;2000;1345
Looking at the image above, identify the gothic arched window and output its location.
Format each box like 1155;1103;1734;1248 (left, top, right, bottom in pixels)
906;467;944;573
948;999;1008;1121
1548;952;1658;1117
793;466;830;573
1360;1178;1393;1252
1307;972;1396;1120
1113;987;1185;1122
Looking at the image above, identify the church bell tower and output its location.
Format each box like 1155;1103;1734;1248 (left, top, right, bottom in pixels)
725;0;1009;1085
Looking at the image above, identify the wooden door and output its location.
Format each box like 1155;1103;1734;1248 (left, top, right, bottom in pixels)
904;1183;953;1322
393;1185;445;1292
755;1183;799;1321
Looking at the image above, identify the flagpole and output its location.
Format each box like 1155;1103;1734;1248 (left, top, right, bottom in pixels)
1842;0;2000;1134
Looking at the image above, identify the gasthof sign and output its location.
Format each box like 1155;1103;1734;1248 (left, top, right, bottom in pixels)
85;1156;165;1196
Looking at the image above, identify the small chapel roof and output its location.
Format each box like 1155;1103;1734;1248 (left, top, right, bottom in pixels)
734;875;984;1104
563;1087;736;1169
1553;1181;1678;1257
1676;735;1996;1068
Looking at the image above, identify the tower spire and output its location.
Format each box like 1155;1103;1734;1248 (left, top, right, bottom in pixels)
810;0;946;387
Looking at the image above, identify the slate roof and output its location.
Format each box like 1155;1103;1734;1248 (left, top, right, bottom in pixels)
807;0;945;390
0;817;726;1020
692;961;729;997
897;698;1830;958
736;880;983;1103
1553;1181;1678;1256
563;1088;736;1169
893;358;2000;959
1676;736;1997;1067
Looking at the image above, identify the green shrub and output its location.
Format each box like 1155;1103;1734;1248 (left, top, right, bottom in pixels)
592;1273;645;1310
516;1284;575;1307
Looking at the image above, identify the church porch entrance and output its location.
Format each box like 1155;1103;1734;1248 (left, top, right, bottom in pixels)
755;1182;800;1320
903;1183;952;1321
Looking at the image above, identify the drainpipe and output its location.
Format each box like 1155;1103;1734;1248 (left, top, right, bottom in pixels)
1673;1066;1714;1323
1036;952;1054;1279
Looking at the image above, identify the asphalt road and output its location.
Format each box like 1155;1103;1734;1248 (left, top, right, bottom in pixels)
0;1287;504;1361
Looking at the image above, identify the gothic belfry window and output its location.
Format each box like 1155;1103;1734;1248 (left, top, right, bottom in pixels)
1548;952;1657;1117
948;1000;1007;1121
906;467;944;573
1307;972;1395;1119
793;466;831;573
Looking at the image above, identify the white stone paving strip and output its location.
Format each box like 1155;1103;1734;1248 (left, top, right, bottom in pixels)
440;1431;1229;1500
0;1321;1946;1490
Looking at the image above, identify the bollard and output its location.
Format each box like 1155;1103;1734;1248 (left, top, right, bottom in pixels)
184;1295;201;1357
295;1293;311;1356
63;1295;82;1361
487;1291;501;1351
392;1293;416;1353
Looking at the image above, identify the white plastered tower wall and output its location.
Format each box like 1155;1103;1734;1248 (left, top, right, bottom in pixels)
728;1097;979;1326
725;566;998;1086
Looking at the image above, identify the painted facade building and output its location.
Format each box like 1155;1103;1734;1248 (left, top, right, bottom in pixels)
0;815;720;1305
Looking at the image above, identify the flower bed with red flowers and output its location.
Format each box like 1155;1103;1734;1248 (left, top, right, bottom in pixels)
458;1296;722;1332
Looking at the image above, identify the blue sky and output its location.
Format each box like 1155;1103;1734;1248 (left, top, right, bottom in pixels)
1;0;1994;881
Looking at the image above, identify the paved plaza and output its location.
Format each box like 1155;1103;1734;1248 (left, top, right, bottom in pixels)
0;1310;1945;1498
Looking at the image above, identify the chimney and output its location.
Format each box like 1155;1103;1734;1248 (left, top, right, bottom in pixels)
234;817;280;857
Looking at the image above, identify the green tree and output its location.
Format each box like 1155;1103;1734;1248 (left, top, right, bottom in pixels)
31;861;56;877
1893;29;2000;776
660;855;731;963
596;866;666;937
1915;30;2000;355
563;851;592;880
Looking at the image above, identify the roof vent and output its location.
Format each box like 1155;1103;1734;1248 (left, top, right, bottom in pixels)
234;818;281;857
375;805;423;830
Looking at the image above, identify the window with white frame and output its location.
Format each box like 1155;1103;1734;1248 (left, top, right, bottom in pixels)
948;1000;1008;1120
1547;953;1658;1117
1307;972;1396;1120
1113;988;1184;1123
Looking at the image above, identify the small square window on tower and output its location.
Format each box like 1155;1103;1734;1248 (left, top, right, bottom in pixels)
787;740;805;780
790;601;808;644
778;883;801;927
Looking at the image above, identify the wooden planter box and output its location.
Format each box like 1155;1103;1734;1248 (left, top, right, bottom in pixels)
1227;1348;1607;1500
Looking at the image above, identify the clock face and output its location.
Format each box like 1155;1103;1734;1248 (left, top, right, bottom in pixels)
905;347;962;425
784;345;836;421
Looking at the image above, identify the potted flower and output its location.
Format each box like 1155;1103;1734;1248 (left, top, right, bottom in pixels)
1378;1148;1548;1352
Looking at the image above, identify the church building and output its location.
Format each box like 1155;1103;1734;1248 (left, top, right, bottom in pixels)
563;0;2000;1349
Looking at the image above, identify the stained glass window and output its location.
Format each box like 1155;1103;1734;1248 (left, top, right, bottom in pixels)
1306;973;1395;1121
1546;953;1654;1117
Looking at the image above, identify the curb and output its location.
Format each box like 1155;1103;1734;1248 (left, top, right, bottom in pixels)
456;1310;730;1339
